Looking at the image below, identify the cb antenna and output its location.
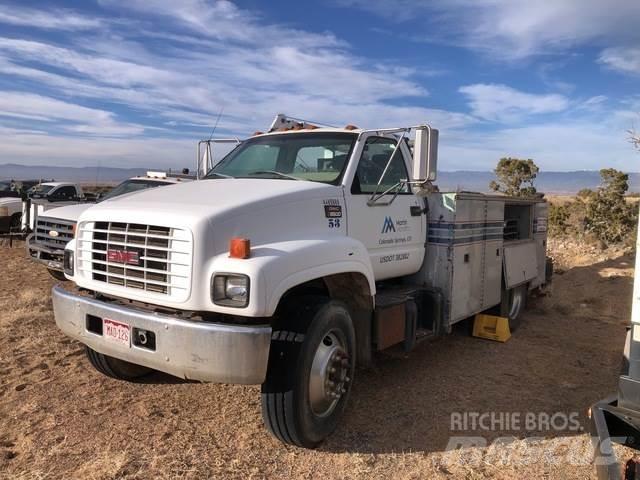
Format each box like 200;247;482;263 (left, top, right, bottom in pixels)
208;108;224;142
198;108;224;178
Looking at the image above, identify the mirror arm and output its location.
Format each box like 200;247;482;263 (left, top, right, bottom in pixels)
367;181;405;206
367;132;406;205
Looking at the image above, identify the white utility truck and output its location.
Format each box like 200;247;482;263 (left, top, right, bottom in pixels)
53;115;550;447
27;172;193;280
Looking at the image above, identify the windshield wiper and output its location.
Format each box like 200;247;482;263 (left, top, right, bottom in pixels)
206;172;234;179
247;170;302;181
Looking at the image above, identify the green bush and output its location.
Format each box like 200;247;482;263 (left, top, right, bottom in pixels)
548;169;638;245
584;169;637;244
548;203;570;235
489;158;539;197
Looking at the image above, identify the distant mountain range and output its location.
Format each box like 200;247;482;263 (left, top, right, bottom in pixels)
0;163;150;183
1;163;639;194
437;171;640;194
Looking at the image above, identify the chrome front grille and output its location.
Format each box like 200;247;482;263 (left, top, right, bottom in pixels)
76;221;192;299
34;216;75;250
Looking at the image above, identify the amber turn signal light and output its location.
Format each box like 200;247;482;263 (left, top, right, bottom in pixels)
230;237;251;259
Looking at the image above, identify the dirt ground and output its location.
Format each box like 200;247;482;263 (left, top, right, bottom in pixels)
0;239;637;479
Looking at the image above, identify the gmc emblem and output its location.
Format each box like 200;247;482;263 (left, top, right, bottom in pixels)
107;249;140;266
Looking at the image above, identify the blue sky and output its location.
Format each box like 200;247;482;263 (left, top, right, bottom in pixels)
0;0;639;171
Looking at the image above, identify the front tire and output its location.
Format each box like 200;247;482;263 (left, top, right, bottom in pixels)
85;347;152;380
261;297;356;448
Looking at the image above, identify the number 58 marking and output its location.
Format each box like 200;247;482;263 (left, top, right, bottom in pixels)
328;218;341;228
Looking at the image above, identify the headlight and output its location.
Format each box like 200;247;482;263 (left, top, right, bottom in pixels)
63;249;74;276
211;274;250;308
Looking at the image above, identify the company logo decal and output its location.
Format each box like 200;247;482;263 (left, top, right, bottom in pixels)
381;216;396;234
107;249;140;266
324;205;342;218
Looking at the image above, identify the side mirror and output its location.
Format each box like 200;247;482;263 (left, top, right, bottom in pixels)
412;126;438;182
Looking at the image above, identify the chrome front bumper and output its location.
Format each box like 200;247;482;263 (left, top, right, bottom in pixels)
26;234;64;271
52;286;272;384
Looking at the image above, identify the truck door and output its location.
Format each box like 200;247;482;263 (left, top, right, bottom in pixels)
345;135;425;280
48;185;77;202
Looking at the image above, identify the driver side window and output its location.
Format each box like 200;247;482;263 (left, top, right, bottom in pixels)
351;137;410;194
50;186;76;200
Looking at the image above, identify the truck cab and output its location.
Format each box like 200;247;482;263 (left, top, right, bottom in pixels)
53;116;550;448
29;182;84;201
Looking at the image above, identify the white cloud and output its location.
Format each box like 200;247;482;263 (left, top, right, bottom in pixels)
98;0;342;48
339;0;640;60
599;47;640;75
442;121;635;172
0;20;436;138
0;5;103;30
459;84;569;122
0;91;145;136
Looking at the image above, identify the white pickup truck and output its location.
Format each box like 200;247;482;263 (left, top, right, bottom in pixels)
53;116;550;447
0;180;75;233
27;172;192;280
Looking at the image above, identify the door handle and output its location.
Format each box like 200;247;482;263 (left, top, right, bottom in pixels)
410;206;425;216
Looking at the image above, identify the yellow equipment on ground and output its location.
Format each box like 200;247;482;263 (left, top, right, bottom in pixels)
473;314;511;342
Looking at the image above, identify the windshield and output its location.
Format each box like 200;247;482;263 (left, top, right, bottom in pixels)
29;184;55;195
0;182;11;192
206;132;356;183
100;179;171;201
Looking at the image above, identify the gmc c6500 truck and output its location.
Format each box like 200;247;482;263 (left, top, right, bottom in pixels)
53;115;550;447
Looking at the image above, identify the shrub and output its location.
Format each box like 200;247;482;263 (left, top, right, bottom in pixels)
584;169;637;244
548;203;570;235
489;158;539;197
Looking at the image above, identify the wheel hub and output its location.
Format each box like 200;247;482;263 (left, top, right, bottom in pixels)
308;332;351;417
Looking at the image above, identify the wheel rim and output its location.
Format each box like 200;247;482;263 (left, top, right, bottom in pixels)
509;287;524;319
308;330;351;418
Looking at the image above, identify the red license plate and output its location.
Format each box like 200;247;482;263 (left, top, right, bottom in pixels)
103;318;130;347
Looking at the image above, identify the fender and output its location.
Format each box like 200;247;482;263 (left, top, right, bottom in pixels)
205;236;376;317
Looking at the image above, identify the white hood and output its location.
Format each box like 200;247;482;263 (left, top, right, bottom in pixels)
79;178;340;226
38;203;92;222
0;196;21;207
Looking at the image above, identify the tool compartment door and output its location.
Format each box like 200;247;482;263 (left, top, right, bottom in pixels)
449;197;485;322
503;241;538;288
482;200;504;309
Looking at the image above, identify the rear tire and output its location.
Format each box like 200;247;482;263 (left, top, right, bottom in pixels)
501;284;527;331
85;346;152;380
261;297;356;448
47;268;67;281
